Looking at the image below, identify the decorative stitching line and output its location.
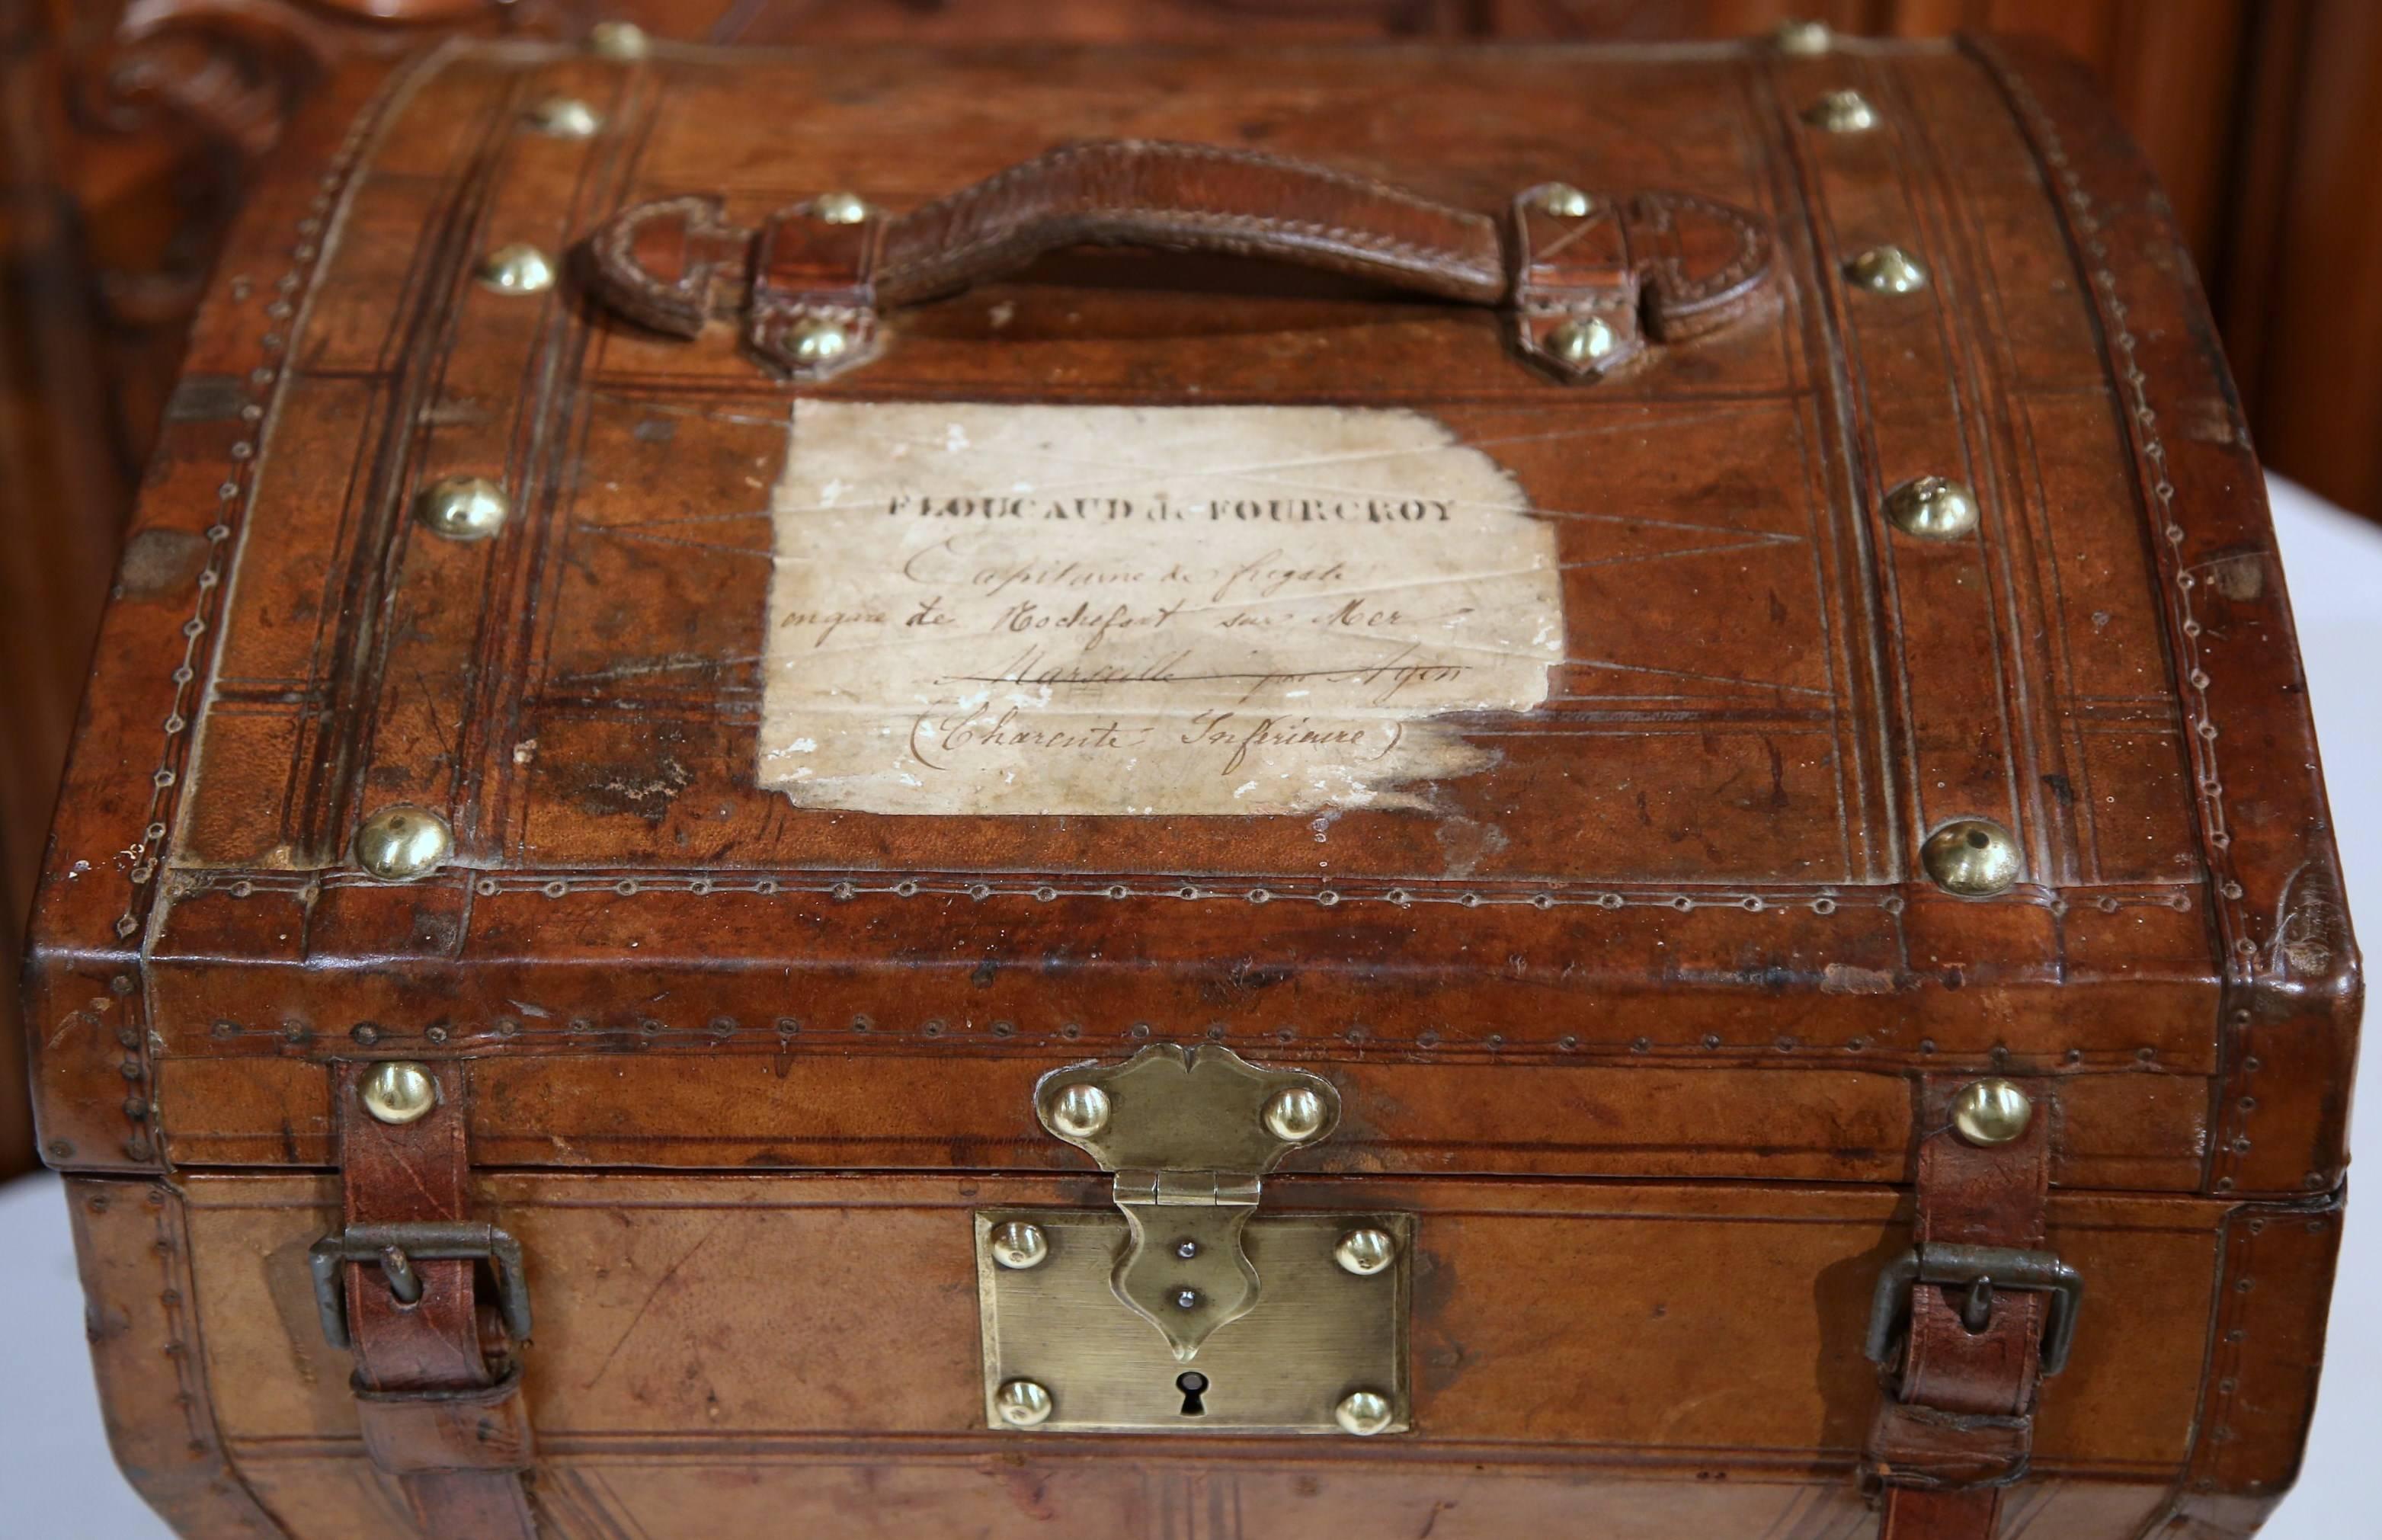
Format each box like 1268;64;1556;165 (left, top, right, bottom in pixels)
1974;43;2256;1190
170;865;2194;915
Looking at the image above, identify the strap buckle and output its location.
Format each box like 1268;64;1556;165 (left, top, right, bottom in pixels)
309;1221;532;1350
1865;1242;2082;1375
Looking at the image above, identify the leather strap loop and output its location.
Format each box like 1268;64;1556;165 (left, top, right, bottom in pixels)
333;1062;540;1539
1870;1075;2057;1540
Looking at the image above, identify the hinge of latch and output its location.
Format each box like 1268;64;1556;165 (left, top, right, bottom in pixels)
1035;1044;1338;1359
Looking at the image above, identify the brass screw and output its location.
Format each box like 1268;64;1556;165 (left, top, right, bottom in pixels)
995;1378;1053;1427
1921;819;2022;897
988;1221;1049;1270
353;806;453;882
359;1062;436;1125
1262;1086;1328;1142
788;319;850;367
1048;1083;1110;1139
415;475;511;541
1335;1228;1395;1276
588;21;649;59
1951;1077;2034;1146
1535;183;1595;219
1881;475;1980;540
523;96;603;139
475;243;555;294
1334;1390;1394;1436
1847;245;1928;294
812;191;869;225
1548;316;1619;367
1803;89;1877;133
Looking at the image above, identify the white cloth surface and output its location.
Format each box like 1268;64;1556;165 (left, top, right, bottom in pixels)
0;475;2374;1539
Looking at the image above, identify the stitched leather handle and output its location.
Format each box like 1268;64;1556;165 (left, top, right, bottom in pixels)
581;139;1775;384
869;141;1510;308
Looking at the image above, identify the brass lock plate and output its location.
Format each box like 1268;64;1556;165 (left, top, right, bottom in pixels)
976;1209;1411;1434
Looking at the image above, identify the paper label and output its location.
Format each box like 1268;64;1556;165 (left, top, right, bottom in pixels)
760;402;1561;815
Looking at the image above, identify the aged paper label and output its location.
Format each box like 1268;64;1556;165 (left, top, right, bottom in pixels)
760;402;1561;815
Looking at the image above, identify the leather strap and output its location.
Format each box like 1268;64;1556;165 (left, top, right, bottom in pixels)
579;139;1774;384
1871;1074;2054;1540
335;1061;539;1539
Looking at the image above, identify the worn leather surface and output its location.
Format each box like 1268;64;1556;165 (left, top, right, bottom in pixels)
18;31;2361;1540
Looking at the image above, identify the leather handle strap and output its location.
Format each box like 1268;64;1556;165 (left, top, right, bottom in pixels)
333;1062;541;1539
581;139;1774;385
869;140;1509;307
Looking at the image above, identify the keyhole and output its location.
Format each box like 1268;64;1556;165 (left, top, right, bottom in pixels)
1176;1371;1209;1417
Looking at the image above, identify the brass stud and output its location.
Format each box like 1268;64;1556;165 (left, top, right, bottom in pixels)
1262;1086;1328;1142
523;96;602;138
1048;1083;1111;1139
475;243;555;294
1881;475;1980;540
995;1378;1053;1427
812;191;869;226
415;475;511;541
1334;1228;1395;1276
988;1221;1049;1270
353;805;453;882
1847;245;1928;294
1773;18;1833;55
1951;1077;2035;1146
359;1061;436;1126
1922;818;2022;897
588;20;649;59
1334;1390;1394;1436
1535;183;1595;219
787;319;850;367
1803;88;1877;133
1547;316;1619;367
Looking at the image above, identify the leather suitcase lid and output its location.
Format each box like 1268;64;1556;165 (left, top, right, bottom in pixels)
27;38;2356;1191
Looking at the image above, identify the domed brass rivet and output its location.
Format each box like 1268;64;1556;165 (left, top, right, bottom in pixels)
415;475;510;541
475;243;555;294
812;191;869;225
1951;1077;2035;1146
1847;245;1929;294
1881;475;1980;539
1548;316;1618;367
354;806;453;882
1922;818;2022;897
1334;1391;1394;1436
1774;18;1833;55
588;21;648;59
995;1379;1053;1427
1335;1228;1395;1276
1048;1083;1110;1139
988;1221;1049;1270
788;319;850;367
1536;183;1595;219
523;96;602;138
1803;88;1877;133
360;1061;436;1126
1262;1086;1328;1142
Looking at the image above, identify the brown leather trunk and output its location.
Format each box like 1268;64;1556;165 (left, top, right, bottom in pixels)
24;30;2358;1540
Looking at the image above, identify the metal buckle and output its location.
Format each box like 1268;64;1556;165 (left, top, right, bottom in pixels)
1865;1241;2082;1376
309;1221;532;1350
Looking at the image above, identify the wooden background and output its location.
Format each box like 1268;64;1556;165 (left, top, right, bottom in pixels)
3;0;2377;1178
